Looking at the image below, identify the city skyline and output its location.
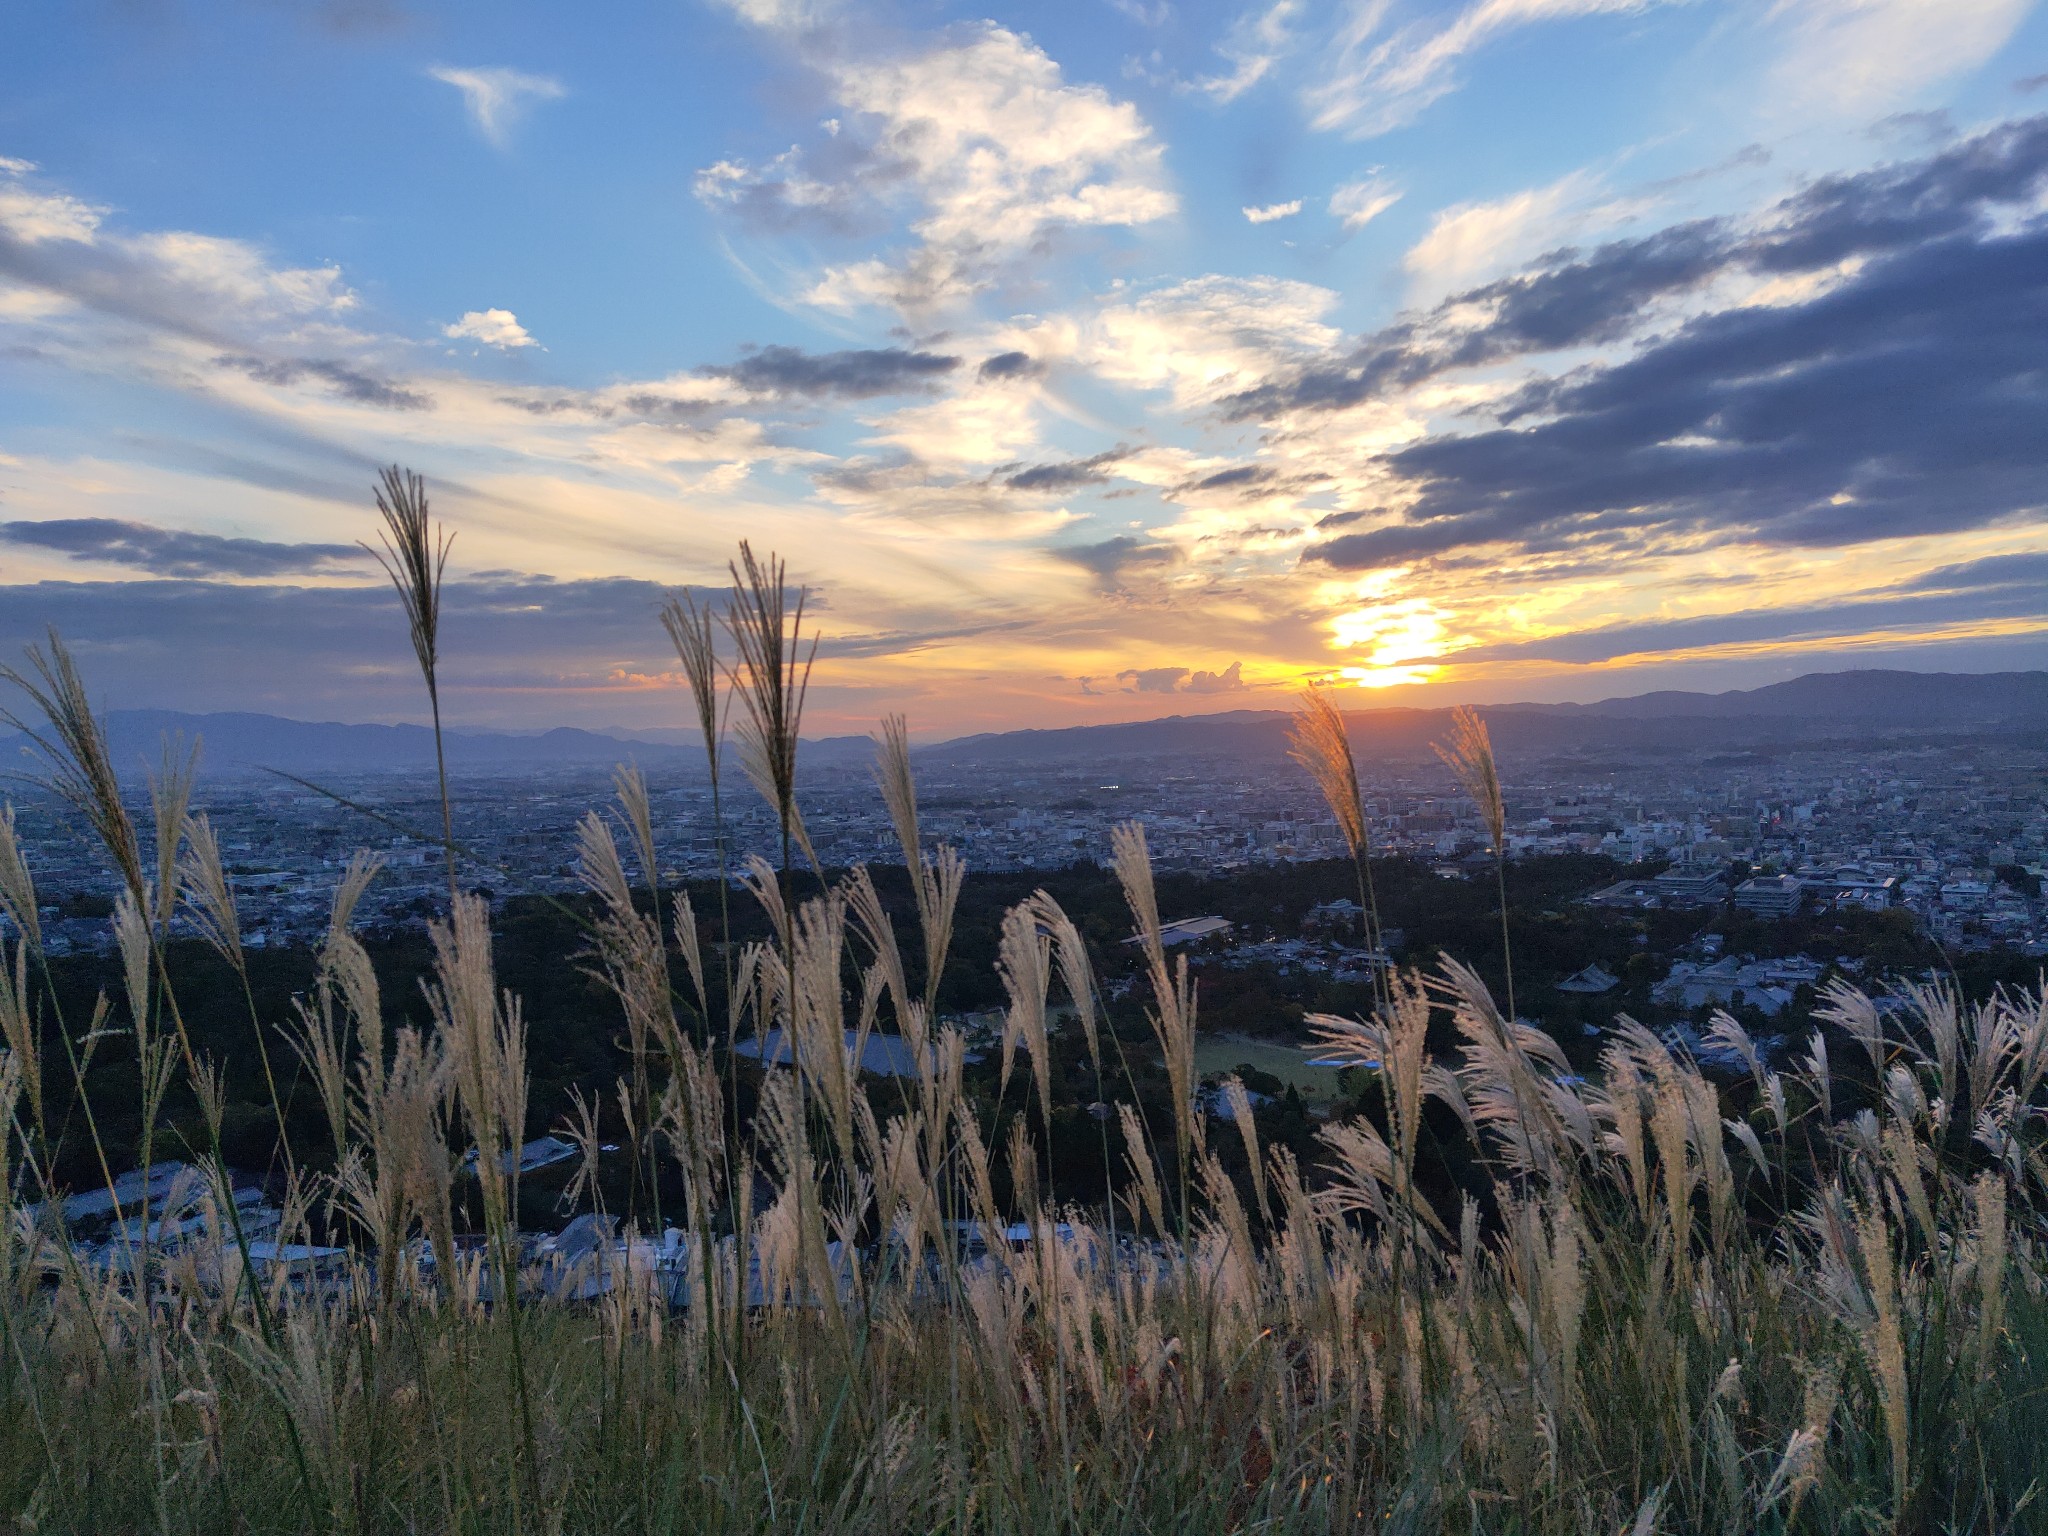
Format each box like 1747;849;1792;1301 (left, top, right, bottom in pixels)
3;0;2047;735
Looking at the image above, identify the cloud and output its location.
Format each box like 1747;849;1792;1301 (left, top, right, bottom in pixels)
1306;0;1670;139
1118;665;1190;692
1312;197;2048;568
1190;1;1300;103
444;308;538;348
1403;169;1624;295
978;350;1044;381
1085;274;1343;407
1005;448;1128;492
1769;0;2032;120
1329;175;1401;231
0;519;368;578
428;66;566;148
1186;660;1247;692
703;344;961;398
1055;534;1178;587
704;24;1175;314
0;168;357;349
218;355;432;410
1244;199;1303;224
1115;659;1247;692
1233;114;2048;423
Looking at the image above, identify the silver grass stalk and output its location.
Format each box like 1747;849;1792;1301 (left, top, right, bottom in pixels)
177;812;241;968
723;542;818;887
365;465;458;909
146;733;197;936
1289;685;1389;1009
1112;822;1199;1181
1118;1102;1167;1239
0;629;147;906
843;864;912;1033
1435;703;1513;1020
875;715;965;1020
1218;1077;1269;1228
1028;890;1099;1075
0;939;40;1132
0;804;41;956
613;763;662;907
672;888;708;1018
113;887;152;1059
996;900;1054;1132
286;988;350;1155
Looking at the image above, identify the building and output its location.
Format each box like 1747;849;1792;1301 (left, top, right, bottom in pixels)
1556;963;1620;995
1734;875;1806;918
1654;868;1729;905
1124;915;1234;947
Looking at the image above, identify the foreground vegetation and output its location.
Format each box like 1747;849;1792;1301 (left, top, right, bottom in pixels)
0;495;2045;1533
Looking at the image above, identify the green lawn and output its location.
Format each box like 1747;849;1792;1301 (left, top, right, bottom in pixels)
1192;1032;1354;1104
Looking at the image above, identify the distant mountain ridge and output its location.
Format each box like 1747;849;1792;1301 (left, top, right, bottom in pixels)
0;669;2039;778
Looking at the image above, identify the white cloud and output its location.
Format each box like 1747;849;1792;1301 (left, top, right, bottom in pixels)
1243;199;1303;223
444;308;538;348
706;24;1175;315
1767;0;2032;118
428;66;567;148
1083;274;1342;407
708;0;839;30
1191;0;1300;102
1306;0;1672;138
0;160;106;245
1404;169;1634;296
1329;175;1402;230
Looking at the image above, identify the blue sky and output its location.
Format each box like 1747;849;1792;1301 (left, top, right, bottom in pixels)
1;0;2045;733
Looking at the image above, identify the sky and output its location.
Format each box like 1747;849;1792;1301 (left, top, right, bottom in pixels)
1;0;2045;737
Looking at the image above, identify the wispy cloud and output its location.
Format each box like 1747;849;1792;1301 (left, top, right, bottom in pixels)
1306;0;1672;138
1329;174;1401;230
428;66;566;148
1767;0;2032;121
0;518;368;578
1244;199;1303;223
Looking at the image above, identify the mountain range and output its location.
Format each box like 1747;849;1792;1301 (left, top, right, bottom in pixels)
0;669;2040;780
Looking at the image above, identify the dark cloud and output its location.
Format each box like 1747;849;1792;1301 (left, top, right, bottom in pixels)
702;344;960;399
220;355;433;411
978;350;1043;381
1305;116;2048;571
1898;550;2048;594
1232;115;2048;425
1005;447;1126;492
0;519;368;578
1190;465;1272;493
1054;535;1178;588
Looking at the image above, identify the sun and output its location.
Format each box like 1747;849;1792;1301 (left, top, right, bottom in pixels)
1328;598;1447;688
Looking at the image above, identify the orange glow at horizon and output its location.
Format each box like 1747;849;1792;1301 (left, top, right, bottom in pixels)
1329;597;1449;689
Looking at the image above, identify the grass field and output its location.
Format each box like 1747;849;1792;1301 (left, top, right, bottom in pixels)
1192;1032;1352;1104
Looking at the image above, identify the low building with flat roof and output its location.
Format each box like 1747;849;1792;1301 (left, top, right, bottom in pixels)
1734;875;1806;918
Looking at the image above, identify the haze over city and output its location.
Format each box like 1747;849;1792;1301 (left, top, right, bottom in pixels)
4;0;2046;735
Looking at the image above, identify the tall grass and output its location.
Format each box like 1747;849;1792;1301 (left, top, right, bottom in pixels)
0;509;2045;1534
